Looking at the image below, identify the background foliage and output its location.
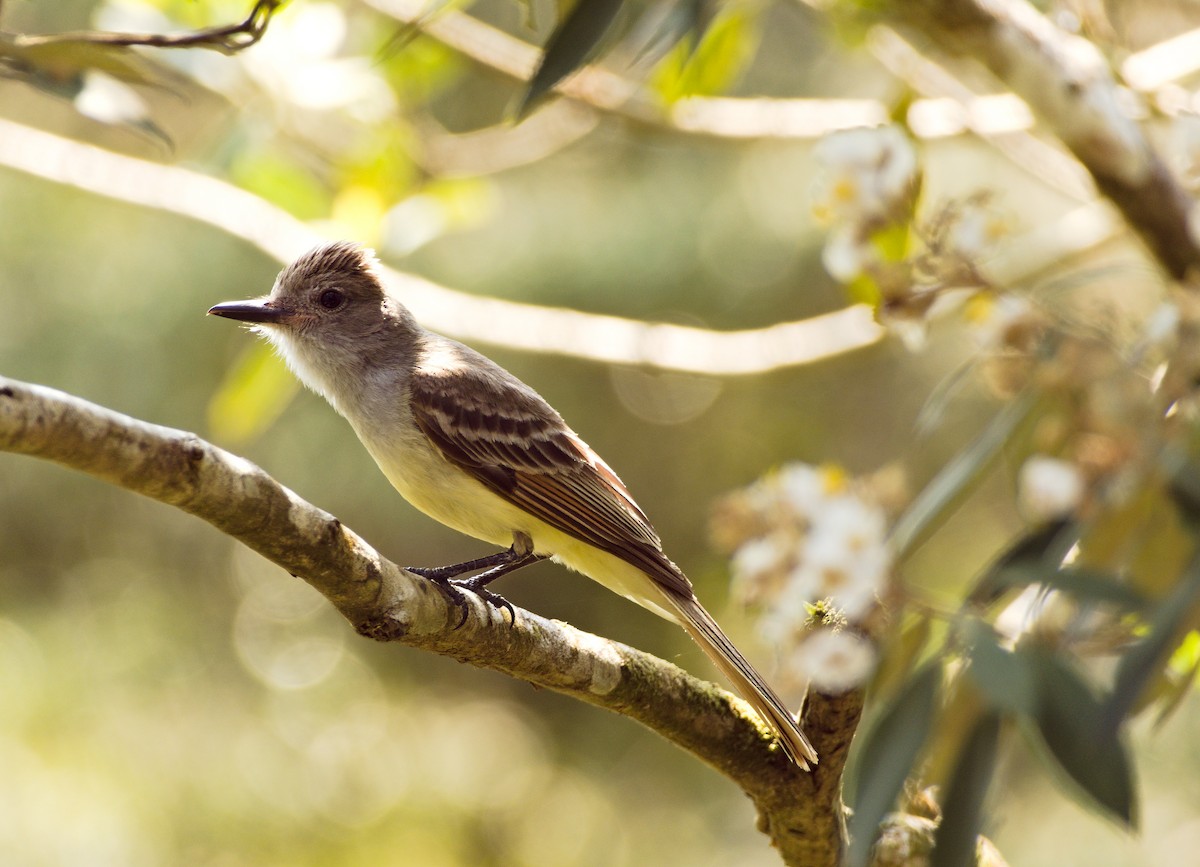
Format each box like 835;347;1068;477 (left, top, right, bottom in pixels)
3;0;1200;864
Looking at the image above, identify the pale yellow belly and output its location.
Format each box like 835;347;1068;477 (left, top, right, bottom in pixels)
360;430;680;623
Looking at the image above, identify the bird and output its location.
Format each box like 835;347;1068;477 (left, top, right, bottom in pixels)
208;241;817;768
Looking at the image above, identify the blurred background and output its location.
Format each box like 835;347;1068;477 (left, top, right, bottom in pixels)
2;0;1200;864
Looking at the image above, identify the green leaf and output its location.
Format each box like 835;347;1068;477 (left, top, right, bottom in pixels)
230;149;331;221
891;390;1041;560
930;712;1001;867
967;519;1073;606
1104;552;1200;733
970;554;1147;613
0;37;167;89
1167;459;1200;529
1154;639;1200;729
1029;649;1137;826
847;663;941;867
651;6;760;103
518;0;625;117
964;621;1035;716
633;0;719;67
207;342;299;444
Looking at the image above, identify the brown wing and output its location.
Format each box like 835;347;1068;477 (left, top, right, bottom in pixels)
408;338;693;599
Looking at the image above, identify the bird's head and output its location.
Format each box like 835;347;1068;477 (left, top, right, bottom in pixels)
209;241;415;407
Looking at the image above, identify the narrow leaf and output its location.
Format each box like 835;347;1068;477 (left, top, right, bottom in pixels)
966;519;1073;606
930;712;1001;867
977;564;1147;612
891;390;1039;560
1104;552;1200;732
846;663;941;867
632;0;718;67
519;0;625;117
1030;649;1137;826
965;621;1035;716
1154;646;1200;729
1167;458;1200;528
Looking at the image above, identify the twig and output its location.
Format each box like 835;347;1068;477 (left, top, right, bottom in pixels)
10;0;283;55
0;373;859;866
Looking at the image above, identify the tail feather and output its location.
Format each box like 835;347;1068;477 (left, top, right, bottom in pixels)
665;592;817;769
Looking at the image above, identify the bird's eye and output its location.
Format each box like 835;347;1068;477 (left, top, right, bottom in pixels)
318;289;345;310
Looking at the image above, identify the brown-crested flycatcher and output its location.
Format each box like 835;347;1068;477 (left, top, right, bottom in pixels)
209;242;817;768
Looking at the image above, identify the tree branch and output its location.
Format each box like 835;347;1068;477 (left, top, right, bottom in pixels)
887;0;1200;280
0;373;860;865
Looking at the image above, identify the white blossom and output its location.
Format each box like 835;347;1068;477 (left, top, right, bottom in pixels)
729;463;892;647
812;126;918;225
731;536;789;586
776;463;835;515
1019;455;1085;521
950;202;1008;258
794;628;878;694
967;293;1037;349
821;226;872;282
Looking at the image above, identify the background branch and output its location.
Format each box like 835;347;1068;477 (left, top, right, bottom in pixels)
0;116;883;375
0;373;862;866
887;0;1200;279
0;116;1133;381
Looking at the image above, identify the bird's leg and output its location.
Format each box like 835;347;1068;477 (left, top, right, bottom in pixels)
406;549;521;582
409;533;546;628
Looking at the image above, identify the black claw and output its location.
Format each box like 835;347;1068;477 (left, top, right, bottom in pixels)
474;587;517;626
423;573;471;629
419;572;517;628
408;542;544;628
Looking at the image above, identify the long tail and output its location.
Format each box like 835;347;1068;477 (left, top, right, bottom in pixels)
664;591;817;769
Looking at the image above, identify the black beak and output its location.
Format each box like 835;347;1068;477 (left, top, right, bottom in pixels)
207;299;289;324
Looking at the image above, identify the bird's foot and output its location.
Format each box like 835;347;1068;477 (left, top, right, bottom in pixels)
458;573;517;627
413;569;516;629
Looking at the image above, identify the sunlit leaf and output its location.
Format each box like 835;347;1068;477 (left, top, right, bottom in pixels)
1029;648;1137;827
651;6;760;103
519;0;626;117
207;342;299;444
964;620;1035;716
872;218;914;263
1168;629;1200;676
1124;487;1193;598
891;390;1041;560
336;124;420;204
847;663;941;867
1154;638;1200;729
230;149;331;220
1104;552;1200;733
930;712;1001;867
844;272;883;307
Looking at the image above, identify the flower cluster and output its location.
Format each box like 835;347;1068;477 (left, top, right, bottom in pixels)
714;464;894;693
812;125;920;285
967;288;1187;527
812;125;1008;347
